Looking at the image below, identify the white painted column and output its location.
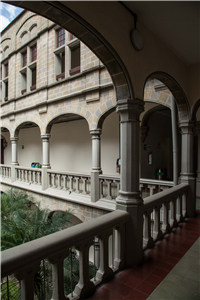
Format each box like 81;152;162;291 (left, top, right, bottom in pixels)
116;98;144;266
171;95;179;185
195;122;200;199
41;134;51;190
10;137;19;183
90;129;102;202
179;120;196;217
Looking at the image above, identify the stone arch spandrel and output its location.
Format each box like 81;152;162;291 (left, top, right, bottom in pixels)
6;1;133;102
44;105;91;134
12;116;42;137
144;72;190;122
0;121;11;135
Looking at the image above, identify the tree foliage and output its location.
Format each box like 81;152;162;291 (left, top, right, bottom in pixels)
1;189;96;299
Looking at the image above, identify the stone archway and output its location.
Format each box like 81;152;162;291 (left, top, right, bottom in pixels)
146;72;191;122
7;0;133;102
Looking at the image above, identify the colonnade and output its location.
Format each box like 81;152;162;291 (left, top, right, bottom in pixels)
8;99;197;248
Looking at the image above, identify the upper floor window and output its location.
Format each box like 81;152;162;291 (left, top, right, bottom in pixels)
31;45;37;62
5;63;9;77
57;28;65;47
70;33;76;41
22;51;27;67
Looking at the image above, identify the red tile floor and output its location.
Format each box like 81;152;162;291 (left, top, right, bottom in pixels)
86;210;200;300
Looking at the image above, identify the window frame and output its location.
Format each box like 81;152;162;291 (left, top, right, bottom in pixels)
57;28;65;48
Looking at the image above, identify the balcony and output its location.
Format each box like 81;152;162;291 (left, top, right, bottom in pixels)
1;164;195;300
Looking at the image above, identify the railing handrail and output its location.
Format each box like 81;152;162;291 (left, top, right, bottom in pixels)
140;178;174;186
15;166;42;172
1;210;130;278
99;174;120;180
47;169;90;177
0;164;11;168
143;183;189;210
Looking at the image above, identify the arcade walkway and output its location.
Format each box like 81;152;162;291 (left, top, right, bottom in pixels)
87;207;200;300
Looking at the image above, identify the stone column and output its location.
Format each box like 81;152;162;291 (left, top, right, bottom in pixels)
10;137;19;183
116;98;144;266
195;122;200;199
90;129;102;202
171;95;179;185
179;120;196;217
41;134;51;190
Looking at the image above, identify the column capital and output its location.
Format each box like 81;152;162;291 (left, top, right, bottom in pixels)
179;120;195;134
90;129;102;137
10;136;18;142
41;133;51;140
116;98;144;121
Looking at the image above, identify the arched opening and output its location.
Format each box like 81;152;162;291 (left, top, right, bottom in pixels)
5;1;133;102
47;114;91;173
146;73;190;122
15;122;42;168
1;127;11;165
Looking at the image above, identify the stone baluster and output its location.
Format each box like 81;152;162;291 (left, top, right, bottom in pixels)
106;180;112;200
52;174;56;188
100;180;104;198
149;185;155;196
33;171;37;184
74;241;95;298
82;177;87;195
14;263;40;300
75;177;79;193
48;172;51;187
182;192;187;218
162;201;171;233
153;205;163;240
68;176;73;192
48;254;67;300
63;175;67;191
114;224;125;270
24;170;27;182
177;194;184;222
57;174;61;189
143;210;154;248
170;197;178;228
96;229;114;282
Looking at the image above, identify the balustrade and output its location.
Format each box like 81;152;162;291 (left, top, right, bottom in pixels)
47;170;91;195
143;183;189;249
1;210;130;300
15;166;42;185
0;164;11;179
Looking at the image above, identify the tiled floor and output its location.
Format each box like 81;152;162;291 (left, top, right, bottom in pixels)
86;210;200;300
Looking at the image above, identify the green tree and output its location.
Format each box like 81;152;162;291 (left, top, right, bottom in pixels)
1;189;96;299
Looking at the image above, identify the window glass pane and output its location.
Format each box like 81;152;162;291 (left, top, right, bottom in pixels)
57;28;65;47
22;52;27;67
31;45;37;62
71;46;80;69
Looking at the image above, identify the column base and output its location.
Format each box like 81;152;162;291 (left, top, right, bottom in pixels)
116;201;144;267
